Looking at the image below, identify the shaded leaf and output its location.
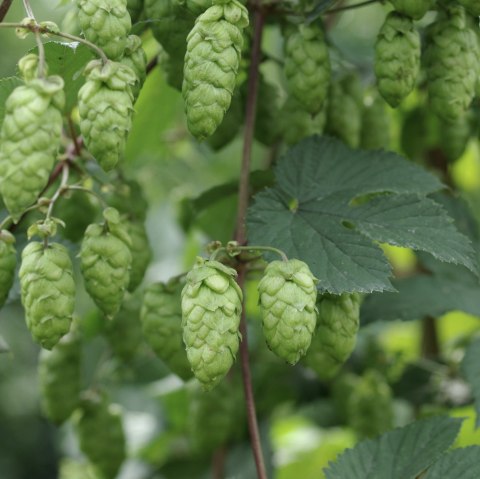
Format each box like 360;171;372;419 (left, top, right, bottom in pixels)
423;446;480;478
461;338;480;428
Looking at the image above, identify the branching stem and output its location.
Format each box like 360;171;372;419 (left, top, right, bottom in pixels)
46;162;70;220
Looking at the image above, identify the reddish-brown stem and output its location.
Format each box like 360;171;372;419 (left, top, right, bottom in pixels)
67;116;82;157
146;55;158;75
212;445;227;479
421;316;440;359
0;0;13;22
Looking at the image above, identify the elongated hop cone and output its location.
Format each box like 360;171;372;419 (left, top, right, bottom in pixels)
258;259;317;365
389;0;435;20
126;219;152;292
80;208;132;318
284;22;330;115
438;112;472;163
182;0;249;140
141;281;192;380
181;257;243;389
425;6;479;121
375;12;420;107
19;242;75;349
0;231;16;309
77;0;131;60
78;60;135;171
0;74;64;221
120;35;147;101
38;331;82;424
304;293;360;380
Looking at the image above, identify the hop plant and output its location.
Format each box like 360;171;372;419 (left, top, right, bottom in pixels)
360;94;391;150
76;392;126;479
456;0;480;16
127;0;144;23
0;56;64;221
106;178;148;222
38;331;81;424
19;242;75;349
438;112;472;163
425;6;479;121
375;12;420;107
78;59;135;172
79;208;132;318
0;230;16;309
77;0;132;60
254;76;281;147
258;259;318;365
389;0;435;20
181;257;243;389
284;22;330;115
141;281;192;380
157;45;185;91
182;0;249;140
120;35;147;101
126;220;152;292
184;0;212;15
304;293;361;380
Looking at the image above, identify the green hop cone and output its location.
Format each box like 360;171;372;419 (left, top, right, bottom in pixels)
284;22;331;115
77;0;132;60
78;59;135;172
127;0;144;23
304;293;360;380
258;259;318;365
182;0;249;140
389;0;435;20
106;178;148;222
120;35;147;101
374;12;420;107
0;61;64;221
457;0;480;16
181;257;243;389
184;0;212;15
19;242;75;350
254;75;281;146
360;93;391;150
76;392;126;479
438;112;473;163
425;6;479;121
38;331;81;424
126;220;152;292
141;281;193;380
0;230;16;309
80;207;132;318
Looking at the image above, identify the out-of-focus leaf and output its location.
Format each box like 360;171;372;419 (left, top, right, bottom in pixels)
0;76;22;127
461;338;480;428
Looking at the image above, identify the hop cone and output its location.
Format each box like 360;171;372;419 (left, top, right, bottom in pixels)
120;35;147;101
258;259;317;365
438;112;473;163
77;0;131;60
254;75;281;147
38;331;81;424
126;219;152;292
181;257;243;389
141;281;192;380
78;59;135;171
425;6;479;121
182;0;249;140
0;59;64;221
375;12;420;107
304;293;360;380
389;0;435;20
184;0;212;15
106;178;148;222
457;0;480;16
80;208;132;318
127;0;143;23
284;22;330;115
360;94;391;150
0;230;16;309
76;393;126;479
19;242;75;349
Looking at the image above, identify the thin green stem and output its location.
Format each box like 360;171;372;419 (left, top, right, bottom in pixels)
22;0;34;18
235;245;288;262
46;162;70;220
325;0;380;14
66;185;108;208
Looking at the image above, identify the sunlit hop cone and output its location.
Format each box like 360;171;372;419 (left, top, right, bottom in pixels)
181;257;243;390
258;259;318;365
389;0;435;20
0;230;16;309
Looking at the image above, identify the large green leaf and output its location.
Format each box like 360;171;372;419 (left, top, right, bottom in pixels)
247;136;476;293
324;416;463;479
461;338;480;428
0;76;22;127
423;447;480;478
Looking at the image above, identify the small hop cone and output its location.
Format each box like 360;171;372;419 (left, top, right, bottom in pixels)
0;230;16;309
182;0;249;140
80;207;132;318
304;293;360;380
78;60;135;172
284;22;331;115
126;219;152;292
425;6;479;121
76;392;126;479
0;63;64;221
38;331;81;425
141;281;193;380
77;0;132;60
185;0;212;15
19;242;75;350
389;0;435;20
120;35;147;101
181;257;243;390
360;94;391;150
258;259;317;365
438;112;472;163
375;12;420;108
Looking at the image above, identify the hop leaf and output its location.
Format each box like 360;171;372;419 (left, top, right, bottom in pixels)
38;331;81;424
0;230;16;309
360;93;391;150
19;242;75;349
258;259;317;365
120;35;147;101
77;0;132;60
389;0;435;20
181;257;243;389
304;293;360;380
284;22;331;115
182;0;249;139
78;60;135;171
375;12;420;107
80;207;132;318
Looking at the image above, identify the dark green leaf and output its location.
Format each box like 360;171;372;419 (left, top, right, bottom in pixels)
461;338;480;428
423;446;480;478
0;76;22;127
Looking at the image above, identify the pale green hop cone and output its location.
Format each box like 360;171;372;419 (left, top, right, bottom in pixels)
258;259;318;365
0;230;16;309
120;35;147;101
19;242;75;350
181;257;243;389
389;0;435;20
304;293;361;380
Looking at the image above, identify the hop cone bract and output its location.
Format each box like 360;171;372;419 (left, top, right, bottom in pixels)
0;230;16;309
389;0;435;20
120;35;147;101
